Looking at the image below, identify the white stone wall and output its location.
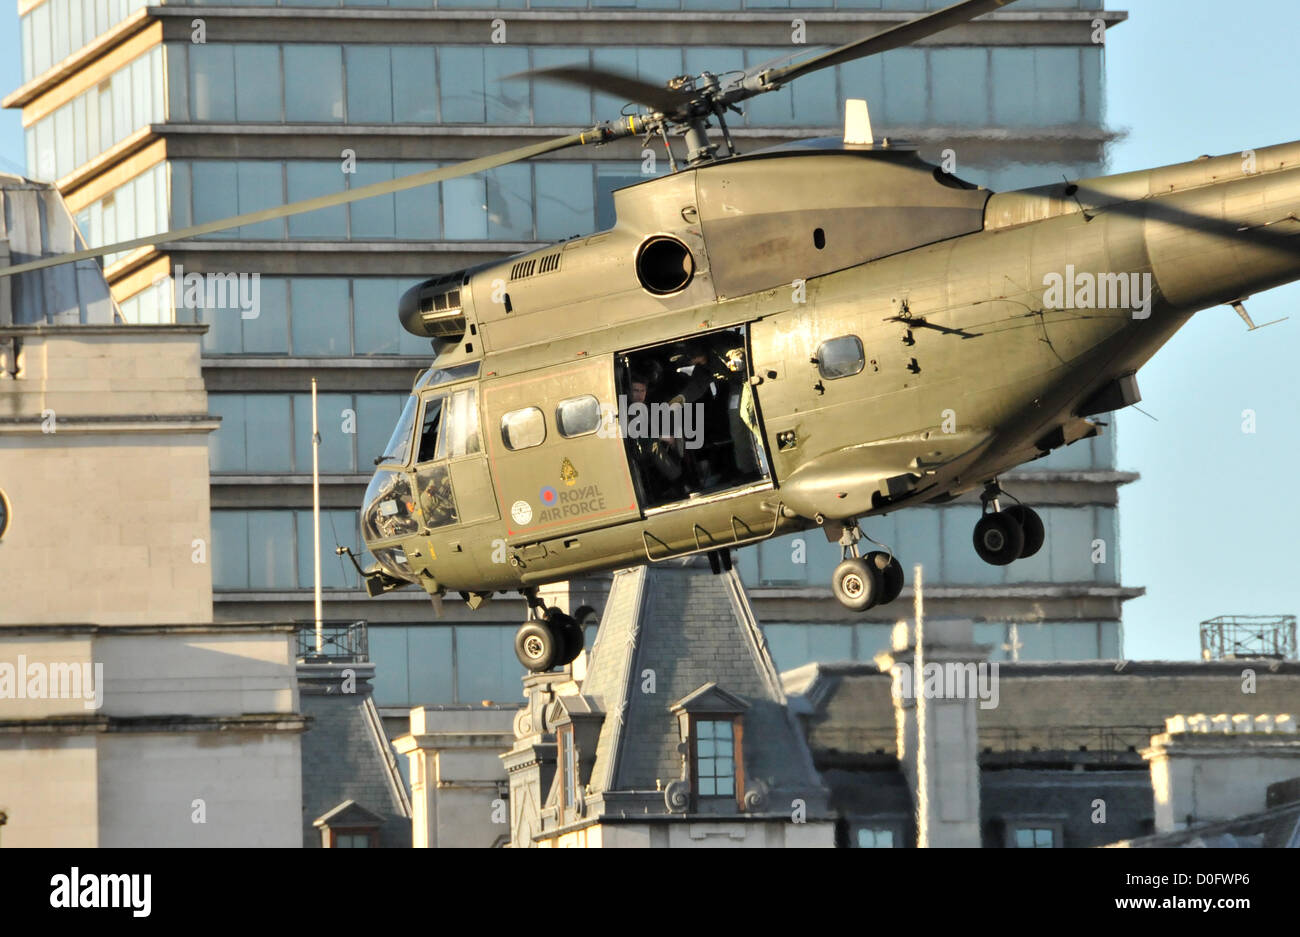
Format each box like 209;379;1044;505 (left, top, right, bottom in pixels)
0;736;99;847
0;329;214;626
97;732;302;847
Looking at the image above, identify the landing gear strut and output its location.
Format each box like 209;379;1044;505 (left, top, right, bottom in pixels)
829;520;905;612
973;482;1045;566
513;590;586;673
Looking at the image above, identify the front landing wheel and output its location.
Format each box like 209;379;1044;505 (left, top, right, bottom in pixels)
514;620;560;672
832;558;881;612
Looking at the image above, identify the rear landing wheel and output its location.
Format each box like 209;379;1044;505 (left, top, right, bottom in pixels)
973;511;1025;566
1003;505;1045;559
832;557;881;611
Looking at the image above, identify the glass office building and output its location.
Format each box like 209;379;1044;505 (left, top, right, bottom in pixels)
8;0;1137;717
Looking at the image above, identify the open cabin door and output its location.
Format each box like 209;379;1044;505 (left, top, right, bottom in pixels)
483;357;641;541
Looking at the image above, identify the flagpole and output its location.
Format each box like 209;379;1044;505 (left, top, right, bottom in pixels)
312;378;323;654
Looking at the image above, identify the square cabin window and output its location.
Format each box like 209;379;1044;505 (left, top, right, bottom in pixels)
501;407;545;450
556;395;601;438
817;335;865;380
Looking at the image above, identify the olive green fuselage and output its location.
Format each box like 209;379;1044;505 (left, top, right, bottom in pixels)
361;140;1300;599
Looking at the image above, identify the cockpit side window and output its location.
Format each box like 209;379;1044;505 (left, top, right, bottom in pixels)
376;395;419;466
438;388;481;460
417;395;446;463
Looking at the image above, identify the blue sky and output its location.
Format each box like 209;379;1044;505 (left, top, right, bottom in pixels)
1;2;1296;660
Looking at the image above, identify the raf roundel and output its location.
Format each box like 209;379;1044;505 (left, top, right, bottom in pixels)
510;500;533;526
540;485;558;506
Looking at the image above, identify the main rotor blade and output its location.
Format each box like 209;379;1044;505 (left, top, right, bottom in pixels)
761;0;1019;87
0;133;586;279
512;66;691;116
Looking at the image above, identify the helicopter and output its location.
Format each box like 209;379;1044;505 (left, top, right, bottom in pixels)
6;0;1299;674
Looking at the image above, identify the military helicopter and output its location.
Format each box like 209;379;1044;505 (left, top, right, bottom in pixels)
8;0;1300;673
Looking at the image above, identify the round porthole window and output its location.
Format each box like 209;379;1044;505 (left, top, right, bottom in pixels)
0;488;10;541
635;236;695;295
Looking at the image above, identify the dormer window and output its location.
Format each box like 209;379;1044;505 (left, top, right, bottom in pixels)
558;725;580;811
670;683;750;812
694;719;736;798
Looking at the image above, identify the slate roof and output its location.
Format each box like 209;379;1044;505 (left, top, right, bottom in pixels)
299;666;412;848
580;562;829;810
0;174;120;325
1113;802;1300;848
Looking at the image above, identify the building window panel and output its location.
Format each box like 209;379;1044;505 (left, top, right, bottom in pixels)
349;161;397;239
191;159;238;237
443;176;488;240
295;509;357;588
367;626;410;706
352;279;405;354
454;626;521;704
534;47;592;124
941;504;997;584
208;394;247;472
393;162;442;240
535;163;594;241
235;44;283;121
290;277;351;355
286;160;348;238
167;43;190;122
485;164;533;240
484;46;531;123
931;47;989;127
236;160;284;239
355;394;409;468
284;44;345;122
345;46;394;123
391;46;438;122
406;627;455;704
294;391;355;472
210;511;250;588
243;394;293;471
880;47;927;127
242;276;291;354
247;511;296;588
31;2;51;78
439;47;486;123
190;44;236;121
791;62;837;126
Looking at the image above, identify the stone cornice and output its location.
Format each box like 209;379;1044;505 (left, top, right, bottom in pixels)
0;712;307;734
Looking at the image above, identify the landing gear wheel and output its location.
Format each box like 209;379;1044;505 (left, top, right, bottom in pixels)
876;554;906;605
862;551;905;606
832;557;881;611
545;607;585;665
1003;505;1045;559
514;620;560;672
973;511;1025;566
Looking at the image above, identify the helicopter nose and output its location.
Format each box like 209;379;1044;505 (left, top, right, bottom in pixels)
1142;144;1300;312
